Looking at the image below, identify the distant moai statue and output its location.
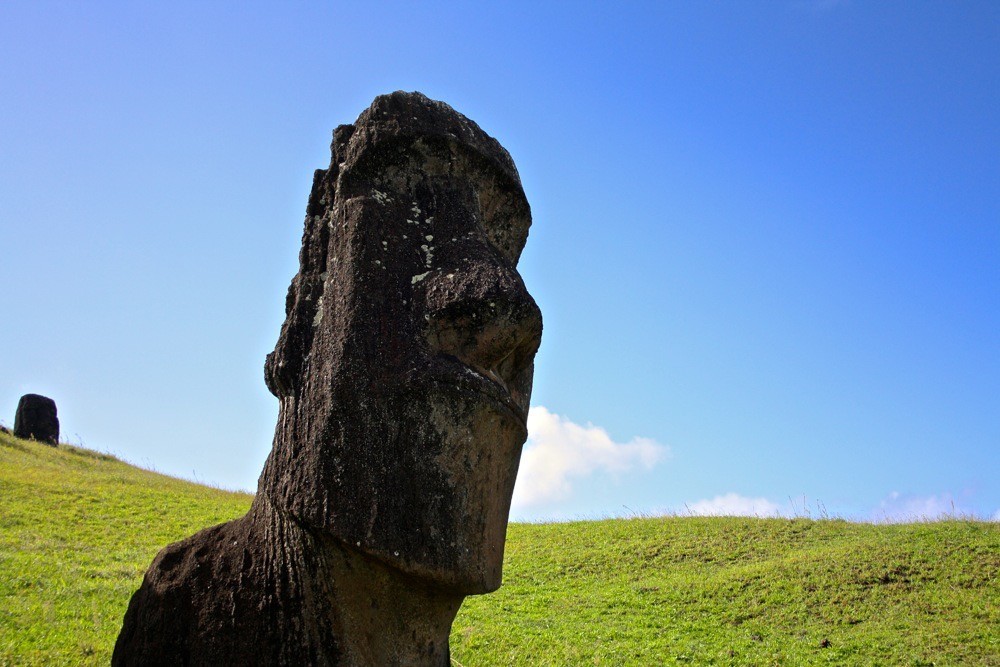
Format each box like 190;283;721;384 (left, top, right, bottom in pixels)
113;92;542;666
13;394;59;445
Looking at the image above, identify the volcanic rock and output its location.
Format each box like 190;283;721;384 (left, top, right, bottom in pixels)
113;91;542;666
13;394;59;445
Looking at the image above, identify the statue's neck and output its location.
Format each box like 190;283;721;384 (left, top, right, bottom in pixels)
325;540;464;666
249;495;464;666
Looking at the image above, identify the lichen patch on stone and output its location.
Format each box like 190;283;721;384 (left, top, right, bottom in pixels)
312;296;325;327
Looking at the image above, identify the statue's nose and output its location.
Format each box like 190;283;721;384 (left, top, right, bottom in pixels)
422;257;542;412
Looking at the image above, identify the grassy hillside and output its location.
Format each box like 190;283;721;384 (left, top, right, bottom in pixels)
1;431;997;666
0;431;253;665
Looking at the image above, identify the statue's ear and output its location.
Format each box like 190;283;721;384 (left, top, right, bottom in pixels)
264;169;333;399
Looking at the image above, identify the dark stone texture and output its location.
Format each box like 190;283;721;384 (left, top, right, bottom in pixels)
114;91;541;666
13;394;59;445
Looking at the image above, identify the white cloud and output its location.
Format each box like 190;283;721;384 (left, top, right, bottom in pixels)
992;509;1000;523
511;406;668;508
685;493;782;518
873;491;964;523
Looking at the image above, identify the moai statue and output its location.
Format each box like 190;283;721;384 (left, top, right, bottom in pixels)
113;91;542;666
13;394;59;445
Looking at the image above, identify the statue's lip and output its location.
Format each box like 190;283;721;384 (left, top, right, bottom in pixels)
428;356;529;425
464;366;528;424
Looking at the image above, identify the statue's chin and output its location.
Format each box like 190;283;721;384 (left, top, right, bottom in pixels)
393;556;504;596
346;523;507;596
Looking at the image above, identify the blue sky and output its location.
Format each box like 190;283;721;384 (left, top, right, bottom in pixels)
2;1;997;522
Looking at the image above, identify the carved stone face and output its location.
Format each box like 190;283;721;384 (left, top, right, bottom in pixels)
260;93;541;594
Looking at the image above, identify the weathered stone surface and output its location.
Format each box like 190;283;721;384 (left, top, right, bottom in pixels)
13;394;59;445
114;91;542;666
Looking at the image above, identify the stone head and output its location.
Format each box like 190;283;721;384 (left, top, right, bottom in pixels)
259;92;541;593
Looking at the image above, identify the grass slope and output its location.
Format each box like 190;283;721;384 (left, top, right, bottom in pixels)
0;432;252;665
1;432;997;666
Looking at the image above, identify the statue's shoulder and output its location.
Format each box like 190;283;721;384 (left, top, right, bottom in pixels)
112;518;251;666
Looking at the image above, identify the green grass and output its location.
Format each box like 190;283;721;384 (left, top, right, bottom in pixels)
1;431;997;666
454;520;998;666
0;431;252;665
